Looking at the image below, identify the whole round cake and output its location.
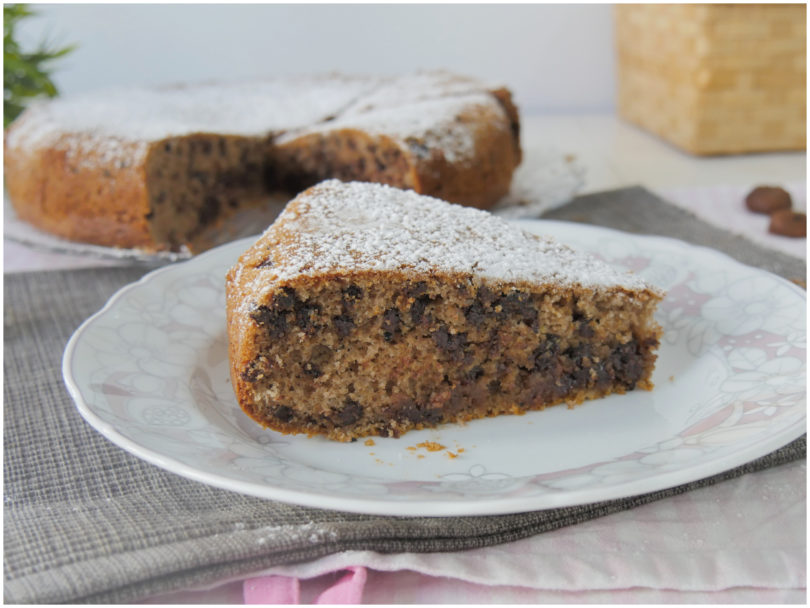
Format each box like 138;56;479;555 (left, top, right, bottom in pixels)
4;71;521;252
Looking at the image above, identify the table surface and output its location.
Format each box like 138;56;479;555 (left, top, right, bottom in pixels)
4;113;806;604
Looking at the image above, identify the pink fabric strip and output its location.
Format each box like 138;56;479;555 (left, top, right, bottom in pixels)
316;567;368;604
244;575;301;604
243;567;368;604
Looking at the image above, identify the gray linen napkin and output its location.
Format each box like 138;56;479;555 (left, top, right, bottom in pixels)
4;187;806;604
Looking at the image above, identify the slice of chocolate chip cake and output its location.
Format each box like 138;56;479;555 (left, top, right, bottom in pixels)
226;180;664;441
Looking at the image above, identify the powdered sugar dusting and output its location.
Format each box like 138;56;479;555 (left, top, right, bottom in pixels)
250;180;655;294
5;71;503;170
290;93;499;164
5;75;380;160
339;70;492;115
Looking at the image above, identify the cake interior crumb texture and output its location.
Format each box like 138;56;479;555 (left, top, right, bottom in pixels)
226;180;664;442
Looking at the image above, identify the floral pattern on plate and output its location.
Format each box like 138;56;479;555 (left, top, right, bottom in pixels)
63;220;806;516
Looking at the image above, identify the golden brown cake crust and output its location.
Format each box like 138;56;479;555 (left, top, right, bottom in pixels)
4;134;155;248
4;71;522;251
226;181;664;442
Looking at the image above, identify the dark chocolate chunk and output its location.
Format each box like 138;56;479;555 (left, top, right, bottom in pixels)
432;326;468;356
611;340;644;389
476;285;496;307
340;285;363;315
250;305;288;337
344;285;363;299
381;308;402;342
295;305;321;334
272;405;294;422
333;399;363;426
465;365;485;382
302;361;322;378
240;360;263;383
385;397;443;426
333;314;355;337
198;195;220;225
464;299;487;327
496;291;538;328
405;281;428;298
409;295;430;325
577;321;595;338
274;288;297;312
593;363;613;390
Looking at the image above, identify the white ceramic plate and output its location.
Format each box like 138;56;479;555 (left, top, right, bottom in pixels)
3;190;288;264
63;220;806;516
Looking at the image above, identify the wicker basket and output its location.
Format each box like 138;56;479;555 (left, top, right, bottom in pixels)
615;4;806;155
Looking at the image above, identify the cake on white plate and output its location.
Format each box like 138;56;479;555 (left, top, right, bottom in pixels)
226;180;664;441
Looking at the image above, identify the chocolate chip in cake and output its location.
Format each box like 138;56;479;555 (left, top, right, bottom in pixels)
463;299;487;327
302;361;322;378
198;195;220;225
493;291;537;328
387;397;443;426
532;336;562;375
294;301;321;333
250;305;289;337
611;340;644;389
745;186;792;214
409;295;431;325
333;399;363;426
769;209;806;238
465;365;485;381
274;288;297;312
573;311;595;338
240;359;264;383
343;285;363;300
272;405;294;422
381;308;402;342
432;326;467;356
405;281;428;298
333;314;355;337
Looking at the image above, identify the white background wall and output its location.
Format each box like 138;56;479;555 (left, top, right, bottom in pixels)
17;4;618;114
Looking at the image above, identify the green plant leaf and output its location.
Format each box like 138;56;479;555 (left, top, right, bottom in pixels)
4;3;75;126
